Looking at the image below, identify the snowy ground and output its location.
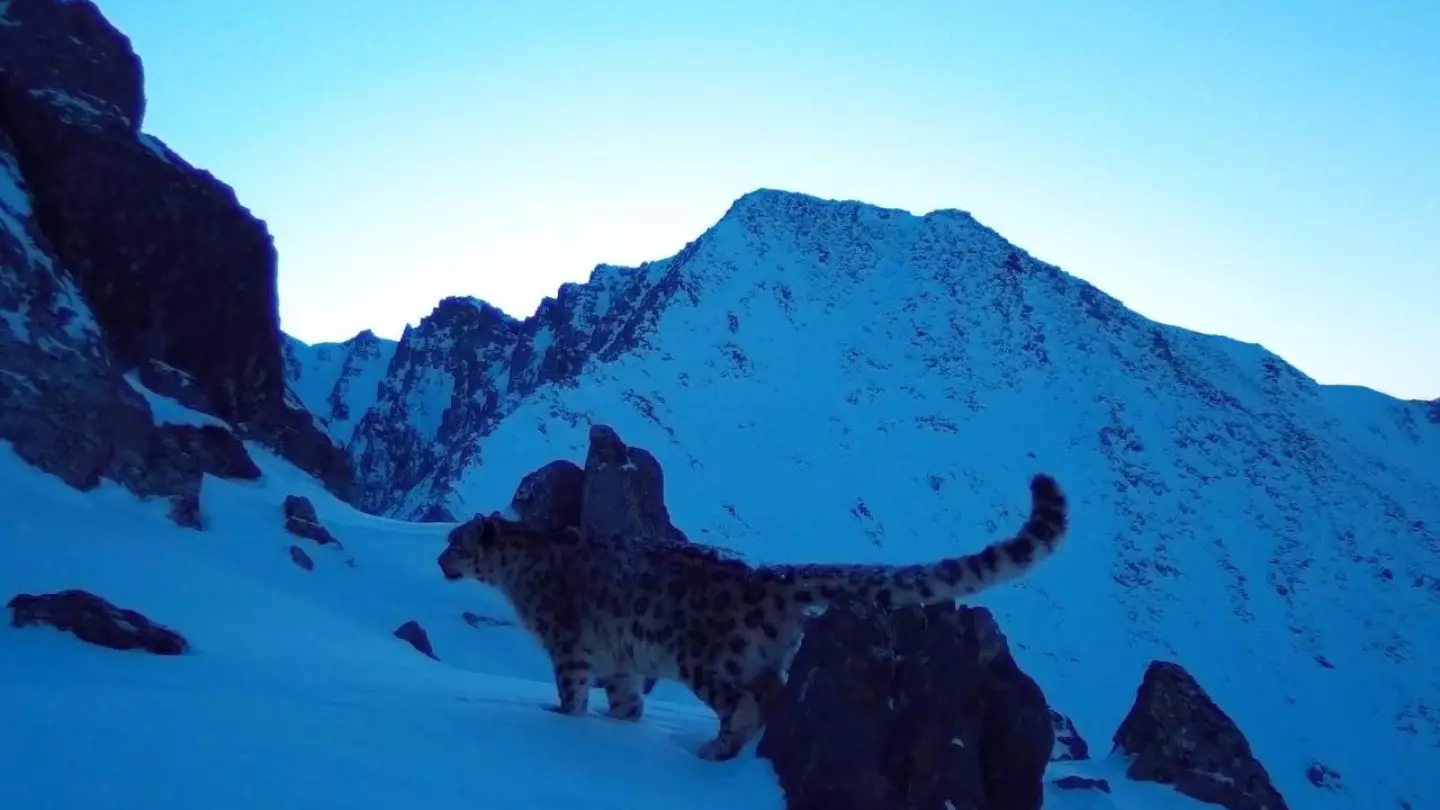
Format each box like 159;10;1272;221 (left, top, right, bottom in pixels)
1;439;1213;809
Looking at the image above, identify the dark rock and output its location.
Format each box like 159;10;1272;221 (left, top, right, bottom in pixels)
169;490;202;529
758;597;1052;810
581;424;687;542
8;588;187;655
1050;709;1090;761
0;0;356;504
461;610;512;629
1113;660;1289;810
1054;776;1110;794
394;619;438;660
288;544;314;571
510;459;585;530
282;494;340;546
1305;762;1342;790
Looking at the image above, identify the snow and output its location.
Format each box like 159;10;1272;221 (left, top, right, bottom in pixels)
122;371;231;429
0;442;1210;809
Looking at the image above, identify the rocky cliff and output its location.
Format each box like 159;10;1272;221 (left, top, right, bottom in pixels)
0;0;354;508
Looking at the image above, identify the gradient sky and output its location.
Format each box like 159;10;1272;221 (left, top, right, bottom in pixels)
91;0;1438;400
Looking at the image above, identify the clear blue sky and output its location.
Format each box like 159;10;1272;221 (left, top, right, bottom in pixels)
93;0;1438;400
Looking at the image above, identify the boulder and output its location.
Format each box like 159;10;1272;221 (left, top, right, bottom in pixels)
394;620;438;660
289;545;315;571
1050;708;1090;761
758;597;1053;810
283;494;340;546
7;589;188;655
1112;660;1289;810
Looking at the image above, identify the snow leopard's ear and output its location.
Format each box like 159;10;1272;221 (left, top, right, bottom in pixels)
478;516;500;547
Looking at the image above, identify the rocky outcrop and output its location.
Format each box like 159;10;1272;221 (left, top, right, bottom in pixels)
8;588;188;655
1112;660;1289;810
283;330;397;445
581;424;688;542
1049;709;1090;762
509;424;687;544
283;494;341;547
758;598;1053;810
349;297;521;517
0;0;355;503
394;620;438;660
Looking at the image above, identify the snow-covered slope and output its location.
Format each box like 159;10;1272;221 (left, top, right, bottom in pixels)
282;330;396;445
336;189;1438;810
0;438;1212;810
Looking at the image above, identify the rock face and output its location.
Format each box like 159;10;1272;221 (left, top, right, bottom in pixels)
8;589;188;655
0;0;355;504
1113;660;1289;810
347;251;694;519
757;598;1053;810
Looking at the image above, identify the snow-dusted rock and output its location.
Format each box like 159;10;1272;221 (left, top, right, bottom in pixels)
1113;660;1289;810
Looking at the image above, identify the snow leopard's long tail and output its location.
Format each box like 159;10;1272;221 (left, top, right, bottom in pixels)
766;474;1069;609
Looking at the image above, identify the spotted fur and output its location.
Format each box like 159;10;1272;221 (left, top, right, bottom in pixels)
438;473;1068;761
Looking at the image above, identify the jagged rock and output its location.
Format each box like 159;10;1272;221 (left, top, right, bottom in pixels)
282;494;340;546
1113;660;1289;810
0;0;355;503
510;459;585;531
394;620;438;660
1050;709;1090;761
7;589;188;655
1054;776;1110;794
350;254;692;519
758;598;1052;810
289;544;314;571
1305;762;1342;790
581;424;687;542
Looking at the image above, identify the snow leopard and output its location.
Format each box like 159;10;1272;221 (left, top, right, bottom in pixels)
438;473;1068;761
